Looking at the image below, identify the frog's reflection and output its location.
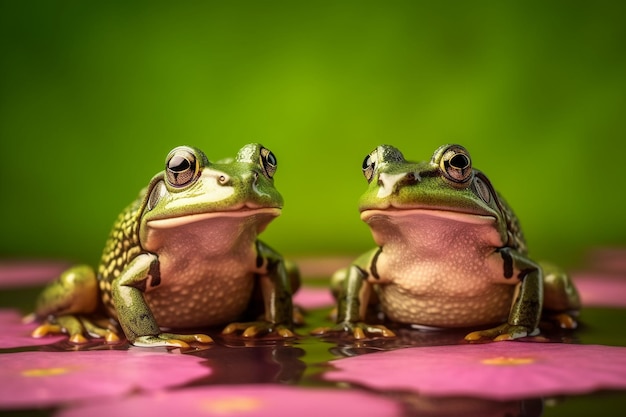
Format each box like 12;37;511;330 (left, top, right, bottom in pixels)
392;391;544;417
325;324;581;357
190;337;306;385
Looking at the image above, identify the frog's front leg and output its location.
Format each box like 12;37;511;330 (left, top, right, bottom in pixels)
466;248;543;342
222;241;296;338
311;250;396;340
112;253;213;347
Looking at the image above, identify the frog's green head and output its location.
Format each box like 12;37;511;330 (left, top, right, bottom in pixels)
139;143;283;242
359;144;511;243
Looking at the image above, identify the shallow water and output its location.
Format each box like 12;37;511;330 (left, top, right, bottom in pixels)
1;270;626;416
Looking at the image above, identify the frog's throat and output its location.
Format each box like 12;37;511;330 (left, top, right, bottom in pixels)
146;207;281;229
360;208;496;225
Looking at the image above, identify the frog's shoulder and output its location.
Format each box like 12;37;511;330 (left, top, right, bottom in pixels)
473;170;527;254
493;190;527;254
97;186;149;283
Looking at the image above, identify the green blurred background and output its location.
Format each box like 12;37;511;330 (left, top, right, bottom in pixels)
1;1;625;269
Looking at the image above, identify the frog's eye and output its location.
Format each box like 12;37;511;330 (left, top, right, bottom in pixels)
362;152;377;183
439;145;473;183
165;147;201;188
259;147;277;179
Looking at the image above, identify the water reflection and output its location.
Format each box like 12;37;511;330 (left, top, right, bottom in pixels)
393;391;544;417
190;337;306;385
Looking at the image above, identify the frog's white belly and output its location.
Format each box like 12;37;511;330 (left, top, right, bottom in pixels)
377;280;514;328
366;209;517;327
145;256;254;329
142;215;262;329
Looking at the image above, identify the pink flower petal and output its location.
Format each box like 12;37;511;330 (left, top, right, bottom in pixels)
55;384;402;417
294;286;334;309
0;261;69;288
574;273;626;308
324;343;626;400
0;350;211;409
0;309;65;348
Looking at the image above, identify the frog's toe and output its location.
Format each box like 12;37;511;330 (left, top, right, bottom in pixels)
81;320;122;344
222;321;294;338
552;312;578;329
359;323;396;338
292;306;306;326
311;322;395;339
69;333;89;344
31;323;63;339
133;335;191;348
222;322;247;335
105;330;121;343
133;332;215;348
160;332;214;344
276;326;295;338
32;316;92;344
465;324;537;342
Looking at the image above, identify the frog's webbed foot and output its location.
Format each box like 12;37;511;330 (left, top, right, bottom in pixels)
465;323;540;342
133;333;213;348
32;315;121;344
222;321;295;338
311;321;396;340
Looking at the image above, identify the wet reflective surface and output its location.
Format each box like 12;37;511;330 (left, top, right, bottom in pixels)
1;259;626;416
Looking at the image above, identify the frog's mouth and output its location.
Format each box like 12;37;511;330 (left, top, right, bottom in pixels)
147;207;281;229
361;208;496;225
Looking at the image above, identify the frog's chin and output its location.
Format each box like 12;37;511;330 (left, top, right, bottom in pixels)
146;207;281;229
360;208;496;225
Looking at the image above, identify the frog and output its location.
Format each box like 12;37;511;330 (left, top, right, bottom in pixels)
313;144;580;341
32;143;299;348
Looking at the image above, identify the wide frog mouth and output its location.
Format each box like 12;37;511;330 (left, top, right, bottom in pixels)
360;206;496;225
146;206;281;229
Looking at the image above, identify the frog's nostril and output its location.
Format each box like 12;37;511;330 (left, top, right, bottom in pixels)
218;174;230;185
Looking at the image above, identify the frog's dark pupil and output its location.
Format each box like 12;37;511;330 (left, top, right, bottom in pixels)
266;152;277;166
362;156;372;170
169;156;191;172
450;154;469;169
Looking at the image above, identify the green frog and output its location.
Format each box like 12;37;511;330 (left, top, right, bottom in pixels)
314;144;580;341
32;144;298;348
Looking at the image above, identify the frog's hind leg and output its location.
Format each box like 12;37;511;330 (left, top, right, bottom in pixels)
34;315;120;344
32;265;119;344
541;262;581;329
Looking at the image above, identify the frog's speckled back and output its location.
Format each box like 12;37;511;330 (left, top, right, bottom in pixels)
97;190;146;313
472;169;527;255
494;189;527;255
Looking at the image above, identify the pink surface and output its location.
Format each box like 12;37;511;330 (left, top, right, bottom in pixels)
324;343;626;400
0;309;65;348
0;260;68;288
0;349;211;409
293;286;334;309
55;384;402;417
574;273;626;308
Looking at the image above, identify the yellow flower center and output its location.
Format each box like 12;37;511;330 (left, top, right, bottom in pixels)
481;356;535;366
21;367;72;377
199;396;263;415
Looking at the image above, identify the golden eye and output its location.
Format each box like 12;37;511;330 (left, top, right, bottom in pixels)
439;145;473;183
362;151;377;183
259;147;277;179
165;146;201;188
